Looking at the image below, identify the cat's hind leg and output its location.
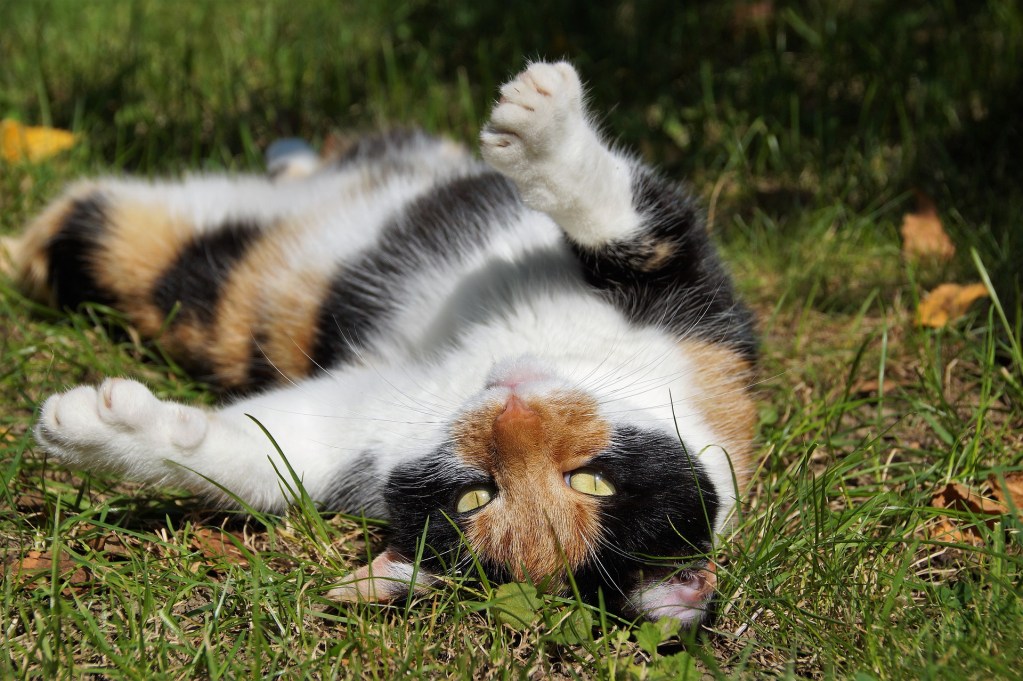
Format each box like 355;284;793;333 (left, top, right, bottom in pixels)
3;177;336;390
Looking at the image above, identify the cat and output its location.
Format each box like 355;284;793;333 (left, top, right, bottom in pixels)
5;62;757;625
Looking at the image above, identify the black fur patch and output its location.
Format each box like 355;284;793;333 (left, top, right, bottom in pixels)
384;447;492;573
382;425;719;613
46;195;117;310
570;167;758;362
151;220;262;324
246;331;280;390
333;129;429;167
570;426;719;610
310;171;520;369
321;451;388;518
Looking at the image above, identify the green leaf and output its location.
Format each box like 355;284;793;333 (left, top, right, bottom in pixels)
650;651;697;680
758;404;780;426
549;606;593;645
635;618;682;656
491;582;541;629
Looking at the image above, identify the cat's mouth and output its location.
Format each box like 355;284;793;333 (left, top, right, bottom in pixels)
626;560;718;624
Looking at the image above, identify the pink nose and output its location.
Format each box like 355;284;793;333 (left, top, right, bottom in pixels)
492;394;543;462
496;394;536;422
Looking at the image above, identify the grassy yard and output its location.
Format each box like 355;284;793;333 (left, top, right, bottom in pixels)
2;1;1021;678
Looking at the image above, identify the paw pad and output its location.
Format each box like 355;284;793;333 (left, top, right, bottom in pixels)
481;61;585;169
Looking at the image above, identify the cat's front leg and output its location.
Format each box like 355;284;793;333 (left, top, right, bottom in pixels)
482;62;756;358
37;378;208;468
37;378;293;511
480;61;642;247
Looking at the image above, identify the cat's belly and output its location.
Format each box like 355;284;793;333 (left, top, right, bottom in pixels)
357;210;591;361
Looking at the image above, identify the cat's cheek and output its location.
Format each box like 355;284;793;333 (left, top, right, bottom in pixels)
327;548;437;603
628;562;717;625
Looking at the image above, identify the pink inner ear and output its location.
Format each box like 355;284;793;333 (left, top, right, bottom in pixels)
632;562;717;624
326;548;436;602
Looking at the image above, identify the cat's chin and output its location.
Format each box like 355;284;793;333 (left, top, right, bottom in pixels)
483;356;554;390
627;561;718;625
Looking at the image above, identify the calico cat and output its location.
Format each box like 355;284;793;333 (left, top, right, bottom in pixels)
5;62;757;624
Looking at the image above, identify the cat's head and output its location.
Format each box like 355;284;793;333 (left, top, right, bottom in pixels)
330;351;753;625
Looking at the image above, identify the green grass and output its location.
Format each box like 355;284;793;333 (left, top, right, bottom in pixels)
2;1;1021;678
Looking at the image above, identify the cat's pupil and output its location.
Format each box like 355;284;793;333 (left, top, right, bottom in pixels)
456;486;494;513
567;469;615;496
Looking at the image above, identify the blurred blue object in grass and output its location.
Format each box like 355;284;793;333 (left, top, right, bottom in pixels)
266;138;318;178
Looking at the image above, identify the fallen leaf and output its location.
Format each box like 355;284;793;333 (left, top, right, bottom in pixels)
1;118;77;162
851;377;906;396
929;518;985;546
13;492;48;510
989;472;1023;516
191;527;249;567
933;482;1006;515
491;582;542;628
926;482;1008;545
916;283;989;327
88;532;135;559
732;1;775;30
4;549;89;586
901;191;955;262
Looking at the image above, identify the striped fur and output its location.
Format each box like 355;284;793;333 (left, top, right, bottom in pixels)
11;63;758;623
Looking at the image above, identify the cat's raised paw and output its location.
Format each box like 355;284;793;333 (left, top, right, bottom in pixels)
480;61;585;172
36;378;209;470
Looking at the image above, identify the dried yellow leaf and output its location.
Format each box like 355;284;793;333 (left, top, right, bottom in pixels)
1;118;76;163
916;282;989;328
901;192;955;262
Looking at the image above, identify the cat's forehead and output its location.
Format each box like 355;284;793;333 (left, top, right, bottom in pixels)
451;390;611;473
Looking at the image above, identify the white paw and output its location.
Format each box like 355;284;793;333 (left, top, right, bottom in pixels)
480;61;587;176
36;378;209;473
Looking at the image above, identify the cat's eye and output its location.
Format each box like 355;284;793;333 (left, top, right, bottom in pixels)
566;469;616;497
456;486;495;513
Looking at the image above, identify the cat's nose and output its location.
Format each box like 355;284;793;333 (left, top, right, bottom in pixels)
493;395;542;455
497;394;536;421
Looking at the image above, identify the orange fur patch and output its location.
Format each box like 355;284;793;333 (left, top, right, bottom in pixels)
678;339;757;492
210;222;329;386
453;392;611;584
639;239;677;272
92;200;196;335
7;185;226;369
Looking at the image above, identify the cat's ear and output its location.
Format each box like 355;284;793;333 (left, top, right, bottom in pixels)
327;548;437;602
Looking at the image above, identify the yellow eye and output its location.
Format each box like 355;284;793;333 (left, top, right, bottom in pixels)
456;487;494;513
567;469;616;497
